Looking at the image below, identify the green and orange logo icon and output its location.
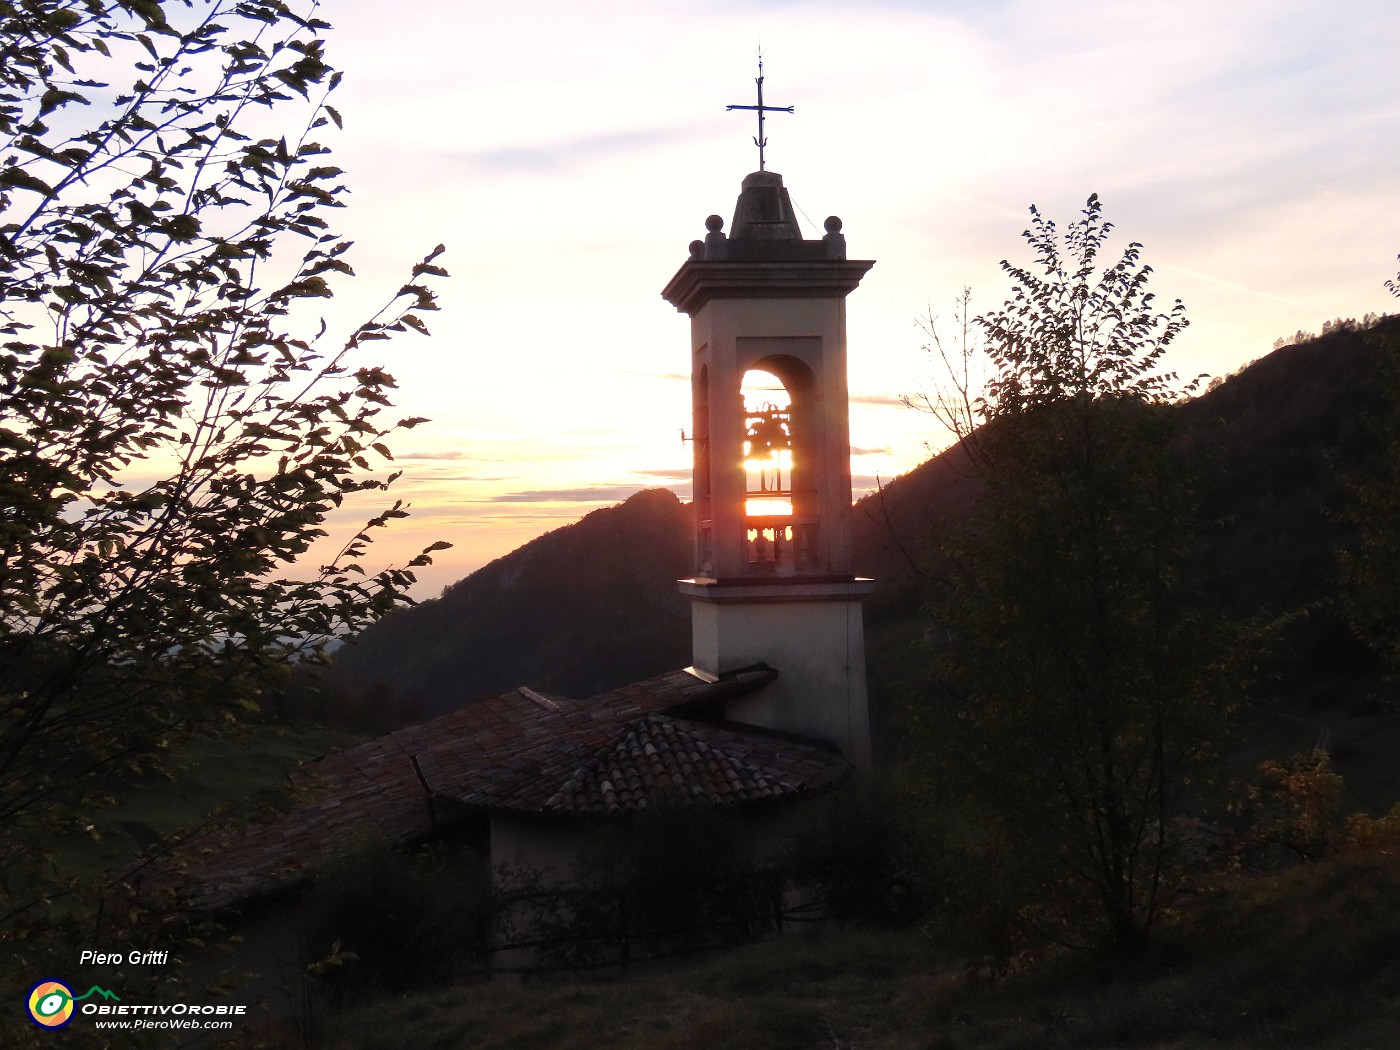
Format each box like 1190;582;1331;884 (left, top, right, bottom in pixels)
27;980;120;1029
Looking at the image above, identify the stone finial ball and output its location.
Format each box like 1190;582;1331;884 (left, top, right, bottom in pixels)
824;215;843;233
705;214;724;232
688;239;704;258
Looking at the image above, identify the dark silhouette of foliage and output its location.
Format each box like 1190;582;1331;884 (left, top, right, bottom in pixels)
781;777;935;928
0;0;448;1006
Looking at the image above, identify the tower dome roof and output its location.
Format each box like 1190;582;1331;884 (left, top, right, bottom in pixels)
730;170;802;242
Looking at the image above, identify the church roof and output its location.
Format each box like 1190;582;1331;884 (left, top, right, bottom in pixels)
155;667;851;911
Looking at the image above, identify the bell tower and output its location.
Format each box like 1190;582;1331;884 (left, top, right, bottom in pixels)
662;170;875;770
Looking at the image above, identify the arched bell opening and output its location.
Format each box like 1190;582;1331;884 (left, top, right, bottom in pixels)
739;358;819;574
740;368;792;518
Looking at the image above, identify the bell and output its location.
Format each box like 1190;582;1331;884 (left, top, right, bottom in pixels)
744;404;790;459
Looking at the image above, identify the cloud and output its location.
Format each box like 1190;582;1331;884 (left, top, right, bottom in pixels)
850;474;888;494
490;484;665;504
397;450;471;461
635;468;692;480
850;446;893;456
850;394;907;408
397;449;538;467
453;122;707;175
455;510;582;526
402;476;518;491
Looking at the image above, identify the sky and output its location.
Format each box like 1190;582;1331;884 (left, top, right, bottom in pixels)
295;0;1400;598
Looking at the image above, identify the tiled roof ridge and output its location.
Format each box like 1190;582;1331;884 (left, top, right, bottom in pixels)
518;686;561;711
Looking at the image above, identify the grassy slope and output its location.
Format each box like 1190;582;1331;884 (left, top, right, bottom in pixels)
296;857;1400;1050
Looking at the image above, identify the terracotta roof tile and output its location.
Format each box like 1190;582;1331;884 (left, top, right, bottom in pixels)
541;716;849;815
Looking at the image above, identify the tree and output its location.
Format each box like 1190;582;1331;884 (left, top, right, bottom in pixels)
0;0;448;964
917;196;1253;953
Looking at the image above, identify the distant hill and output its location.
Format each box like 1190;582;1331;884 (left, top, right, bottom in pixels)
325;320;1398;735
326;488;692;722
1190;332;1386;593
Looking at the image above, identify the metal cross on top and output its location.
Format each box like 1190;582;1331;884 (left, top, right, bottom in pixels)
726;55;793;172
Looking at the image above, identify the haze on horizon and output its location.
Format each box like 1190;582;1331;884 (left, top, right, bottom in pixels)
299;0;1400;597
